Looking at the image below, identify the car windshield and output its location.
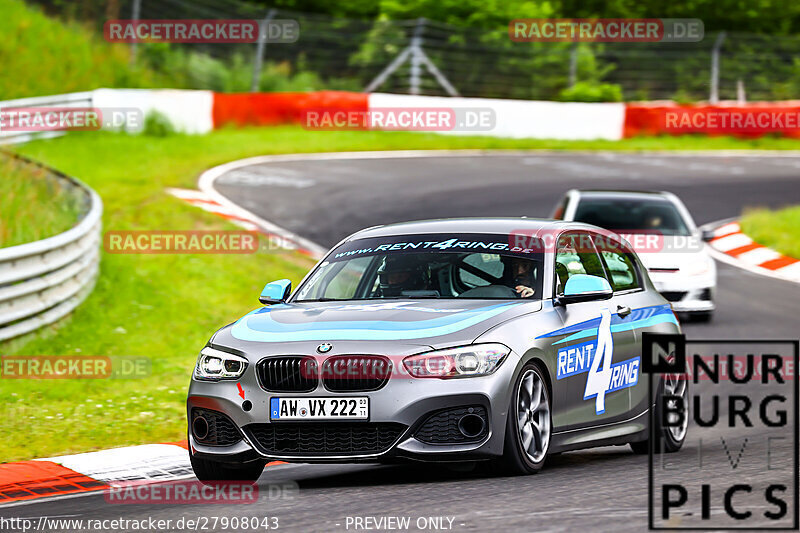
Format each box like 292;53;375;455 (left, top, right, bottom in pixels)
293;233;544;301
573;197;691;236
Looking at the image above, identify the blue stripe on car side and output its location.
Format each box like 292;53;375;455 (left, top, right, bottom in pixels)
536;304;676;345
230;302;519;342
552;312;679;345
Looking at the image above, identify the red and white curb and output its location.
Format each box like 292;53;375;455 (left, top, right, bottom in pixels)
706;220;800;283
0;442;286;507
0;442;192;506
168;188;261;232
167;187;324;258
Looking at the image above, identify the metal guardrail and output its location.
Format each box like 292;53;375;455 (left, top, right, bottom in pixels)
0;91;94;145
0;154;102;342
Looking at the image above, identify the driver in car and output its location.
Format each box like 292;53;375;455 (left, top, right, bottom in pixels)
508;257;536;298
378;255;430;297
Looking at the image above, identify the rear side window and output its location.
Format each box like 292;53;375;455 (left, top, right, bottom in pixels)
554;232;607;296
594;237;642;292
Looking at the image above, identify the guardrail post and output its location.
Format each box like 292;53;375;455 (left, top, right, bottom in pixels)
736;78;746;104
129;0;141;66
568;43;578;87
409;18;425;95
251;9;277;93
709;31;726;104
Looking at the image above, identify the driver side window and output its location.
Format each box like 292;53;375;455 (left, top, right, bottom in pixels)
554;233;607;296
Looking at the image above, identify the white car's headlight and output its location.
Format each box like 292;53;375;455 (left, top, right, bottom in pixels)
682;256;715;277
194;347;248;380
403;343;510;378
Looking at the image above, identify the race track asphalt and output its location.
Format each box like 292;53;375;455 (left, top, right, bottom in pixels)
5;152;800;532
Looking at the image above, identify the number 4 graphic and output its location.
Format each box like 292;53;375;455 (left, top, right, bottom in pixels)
583;308;614;414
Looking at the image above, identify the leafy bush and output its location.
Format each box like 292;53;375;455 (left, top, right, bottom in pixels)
143;111;176;137
558;82;623;102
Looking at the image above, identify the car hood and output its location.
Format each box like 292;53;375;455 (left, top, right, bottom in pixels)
638;249;709;271
218;299;540;350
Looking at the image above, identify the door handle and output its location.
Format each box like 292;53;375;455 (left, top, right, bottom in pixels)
617;305;632;318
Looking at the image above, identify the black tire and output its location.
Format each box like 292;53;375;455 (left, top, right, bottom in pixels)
690;311;713;323
190;454;266;484
496;361;552;475
631;374;688;455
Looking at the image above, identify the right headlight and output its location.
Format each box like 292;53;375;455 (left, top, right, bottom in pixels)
402;343;510;378
194;347;248;381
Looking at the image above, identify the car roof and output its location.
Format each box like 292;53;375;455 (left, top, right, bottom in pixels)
573;189;673;201
347;217;596;241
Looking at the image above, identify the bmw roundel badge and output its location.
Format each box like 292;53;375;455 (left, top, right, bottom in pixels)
317;343;333;354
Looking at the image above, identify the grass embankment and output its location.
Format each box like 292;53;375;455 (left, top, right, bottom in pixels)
0;0;163;99
2;126;800;461
740;206;800;259
0;155;83;247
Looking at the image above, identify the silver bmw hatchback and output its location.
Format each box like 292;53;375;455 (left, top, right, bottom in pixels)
187;218;687;480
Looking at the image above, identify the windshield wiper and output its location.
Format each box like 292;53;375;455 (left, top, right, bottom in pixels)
295;298;347;303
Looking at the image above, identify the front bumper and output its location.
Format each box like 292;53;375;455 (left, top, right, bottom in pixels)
648;270;716;313
187;351;520;464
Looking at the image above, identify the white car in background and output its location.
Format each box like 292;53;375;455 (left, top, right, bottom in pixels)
552;190;716;321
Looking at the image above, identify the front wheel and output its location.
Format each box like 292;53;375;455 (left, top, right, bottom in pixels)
631;372;688;454
497;362;552;475
190;454;266;484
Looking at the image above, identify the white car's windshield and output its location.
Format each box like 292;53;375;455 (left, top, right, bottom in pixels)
574;198;691;236
293;233;544;302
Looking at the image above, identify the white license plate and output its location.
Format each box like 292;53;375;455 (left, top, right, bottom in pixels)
270;397;369;420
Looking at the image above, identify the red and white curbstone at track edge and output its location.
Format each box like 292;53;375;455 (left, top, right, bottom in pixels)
0;442;285;507
705;220;800;283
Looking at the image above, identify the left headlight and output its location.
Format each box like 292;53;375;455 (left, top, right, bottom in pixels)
194;347;248;381
682;255;715;277
403;343;510;378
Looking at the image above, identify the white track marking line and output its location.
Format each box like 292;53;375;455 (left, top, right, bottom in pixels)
195;150;800;278
196;149;800;262
165;187;213;201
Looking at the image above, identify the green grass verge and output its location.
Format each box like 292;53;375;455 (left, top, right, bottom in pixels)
0;0;163;99
0;155;83;247
2;126;800;462
740;205;800;259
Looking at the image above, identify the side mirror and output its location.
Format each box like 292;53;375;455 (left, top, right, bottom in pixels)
259;279;291;305
701;229;715;242
555;274;613;306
